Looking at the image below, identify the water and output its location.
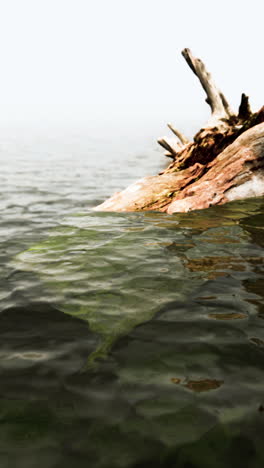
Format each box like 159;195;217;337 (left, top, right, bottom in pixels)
1;128;264;468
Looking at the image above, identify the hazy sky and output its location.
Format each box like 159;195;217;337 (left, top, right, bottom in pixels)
0;0;262;134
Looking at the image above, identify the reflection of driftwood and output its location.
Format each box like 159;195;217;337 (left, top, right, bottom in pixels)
95;49;264;214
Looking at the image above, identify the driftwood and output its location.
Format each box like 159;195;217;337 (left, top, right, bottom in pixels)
167;123;189;145
181;48;234;126
94;49;264;214
157;137;182;158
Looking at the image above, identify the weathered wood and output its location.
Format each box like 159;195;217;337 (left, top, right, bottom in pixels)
167;123;264;213
167;123;189;144
164;151;175;159
94;49;264;215
94;123;264;214
181;48;234;126
238;93;252;120
157;136;181;156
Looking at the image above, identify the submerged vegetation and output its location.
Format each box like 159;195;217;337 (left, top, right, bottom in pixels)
14;197;264;368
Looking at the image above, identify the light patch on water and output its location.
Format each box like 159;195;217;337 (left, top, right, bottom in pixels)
0;351;50;361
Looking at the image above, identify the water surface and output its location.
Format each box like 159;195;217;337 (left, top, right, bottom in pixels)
1;128;264;467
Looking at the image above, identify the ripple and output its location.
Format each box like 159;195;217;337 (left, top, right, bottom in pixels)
2;135;264;467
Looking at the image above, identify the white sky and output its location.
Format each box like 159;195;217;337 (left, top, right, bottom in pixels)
0;0;262;135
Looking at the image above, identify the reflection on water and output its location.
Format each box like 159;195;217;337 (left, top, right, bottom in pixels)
1;132;264;467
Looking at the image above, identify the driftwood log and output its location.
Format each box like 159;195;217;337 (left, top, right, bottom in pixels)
94;49;264;214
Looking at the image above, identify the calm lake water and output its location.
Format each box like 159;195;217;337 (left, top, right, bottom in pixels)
1;127;264;468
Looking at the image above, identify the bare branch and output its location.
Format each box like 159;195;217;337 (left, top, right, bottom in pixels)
164;151;175;159
181;48;234;125
157;136;181;156
167;123;189;144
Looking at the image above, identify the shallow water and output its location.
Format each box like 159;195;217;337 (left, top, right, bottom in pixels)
1;129;264;467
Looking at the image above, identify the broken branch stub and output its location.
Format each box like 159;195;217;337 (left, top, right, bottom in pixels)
157;136;181;157
238;93;252;120
164;151;175;159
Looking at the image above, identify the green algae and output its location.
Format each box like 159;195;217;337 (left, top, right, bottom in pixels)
13;218;171;370
13;197;264;370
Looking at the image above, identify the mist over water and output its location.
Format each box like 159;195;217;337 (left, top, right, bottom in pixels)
1;126;264;467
